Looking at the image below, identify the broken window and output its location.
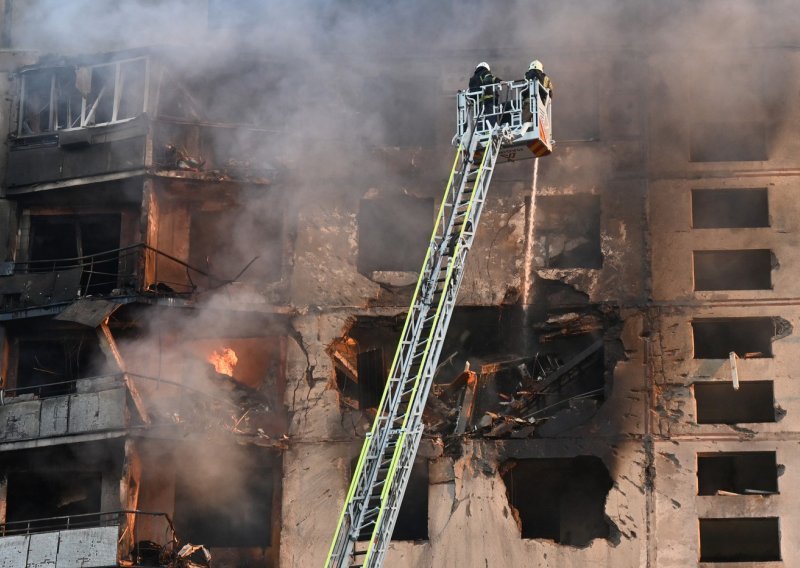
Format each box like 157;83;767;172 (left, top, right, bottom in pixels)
13;334;104;398
18;58;147;135
691;188;769;229
535;195;602;269
694;381;776;424
351;458;428;541
692;318;778;359
502;456;613;546
6;471;102;530
1;441;121;533
693;250;772;291
699;518;781;562
330;316;404;410
174;448;278;548
697;452;778;496
357;196;433;277
189;205;283;288
28;214;122;295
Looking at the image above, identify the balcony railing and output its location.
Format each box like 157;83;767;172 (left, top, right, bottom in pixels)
0;243;230;315
0;510;178;563
0;372;285;442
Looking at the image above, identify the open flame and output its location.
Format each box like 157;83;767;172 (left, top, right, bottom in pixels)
207;347;238;377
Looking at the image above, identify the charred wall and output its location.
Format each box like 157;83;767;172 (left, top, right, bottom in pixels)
0;2;799;568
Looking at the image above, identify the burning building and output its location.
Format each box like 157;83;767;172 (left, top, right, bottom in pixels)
0;1;799;567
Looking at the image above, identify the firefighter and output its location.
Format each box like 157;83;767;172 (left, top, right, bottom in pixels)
468;62;502;126
525;60;553;102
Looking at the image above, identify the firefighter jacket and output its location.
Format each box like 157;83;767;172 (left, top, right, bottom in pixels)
469;68;502;101
524;68;553;100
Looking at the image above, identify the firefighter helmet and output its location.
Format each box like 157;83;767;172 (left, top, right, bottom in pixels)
529;60;543;71
476;61;490;72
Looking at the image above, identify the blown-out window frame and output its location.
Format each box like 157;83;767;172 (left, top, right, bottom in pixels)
17;56;149;136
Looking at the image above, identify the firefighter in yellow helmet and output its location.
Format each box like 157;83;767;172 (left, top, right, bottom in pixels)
525;59;553;102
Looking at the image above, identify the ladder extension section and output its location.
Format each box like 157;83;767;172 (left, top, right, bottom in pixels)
326;125;505;568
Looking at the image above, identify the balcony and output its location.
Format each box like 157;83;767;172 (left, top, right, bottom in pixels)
0;511;181;568
0;375;130;444
6;52;279;193
0;243;209;319
0;371;286;446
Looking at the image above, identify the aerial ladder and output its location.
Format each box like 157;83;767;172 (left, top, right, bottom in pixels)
326;78;553;568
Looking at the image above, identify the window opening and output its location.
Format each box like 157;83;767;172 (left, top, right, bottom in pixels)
535;195;602;269
693;250;772;291
6;471;102;530
697;452;778;496
502;456;613;545
692;318;776;359
691;189;769;228
694;381;776;424
699;518;781;562
18;57;147;136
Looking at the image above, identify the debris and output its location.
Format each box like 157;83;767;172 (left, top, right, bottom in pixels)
164;144;205;171
427;334;607;439
175;543;211;567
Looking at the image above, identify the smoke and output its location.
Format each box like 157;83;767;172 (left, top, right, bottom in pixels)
8;0;800;551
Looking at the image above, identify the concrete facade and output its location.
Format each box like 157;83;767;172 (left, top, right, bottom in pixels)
0;1;798;567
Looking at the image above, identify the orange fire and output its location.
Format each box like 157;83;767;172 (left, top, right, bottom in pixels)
207;347;238;376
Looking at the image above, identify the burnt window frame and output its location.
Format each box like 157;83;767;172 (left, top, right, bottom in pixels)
7;330;106;398
17;56;149;136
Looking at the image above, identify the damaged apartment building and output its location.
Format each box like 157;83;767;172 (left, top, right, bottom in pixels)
1;1;800;567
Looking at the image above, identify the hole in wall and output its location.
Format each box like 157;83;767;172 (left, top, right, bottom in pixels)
173;446;279;548
502;456;613;546
534;195;602;269
350;457;429;541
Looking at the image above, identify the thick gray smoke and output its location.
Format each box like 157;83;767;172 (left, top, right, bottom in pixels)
6;0;800;549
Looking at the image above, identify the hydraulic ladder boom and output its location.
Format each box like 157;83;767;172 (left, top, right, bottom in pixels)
326;78;552;568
